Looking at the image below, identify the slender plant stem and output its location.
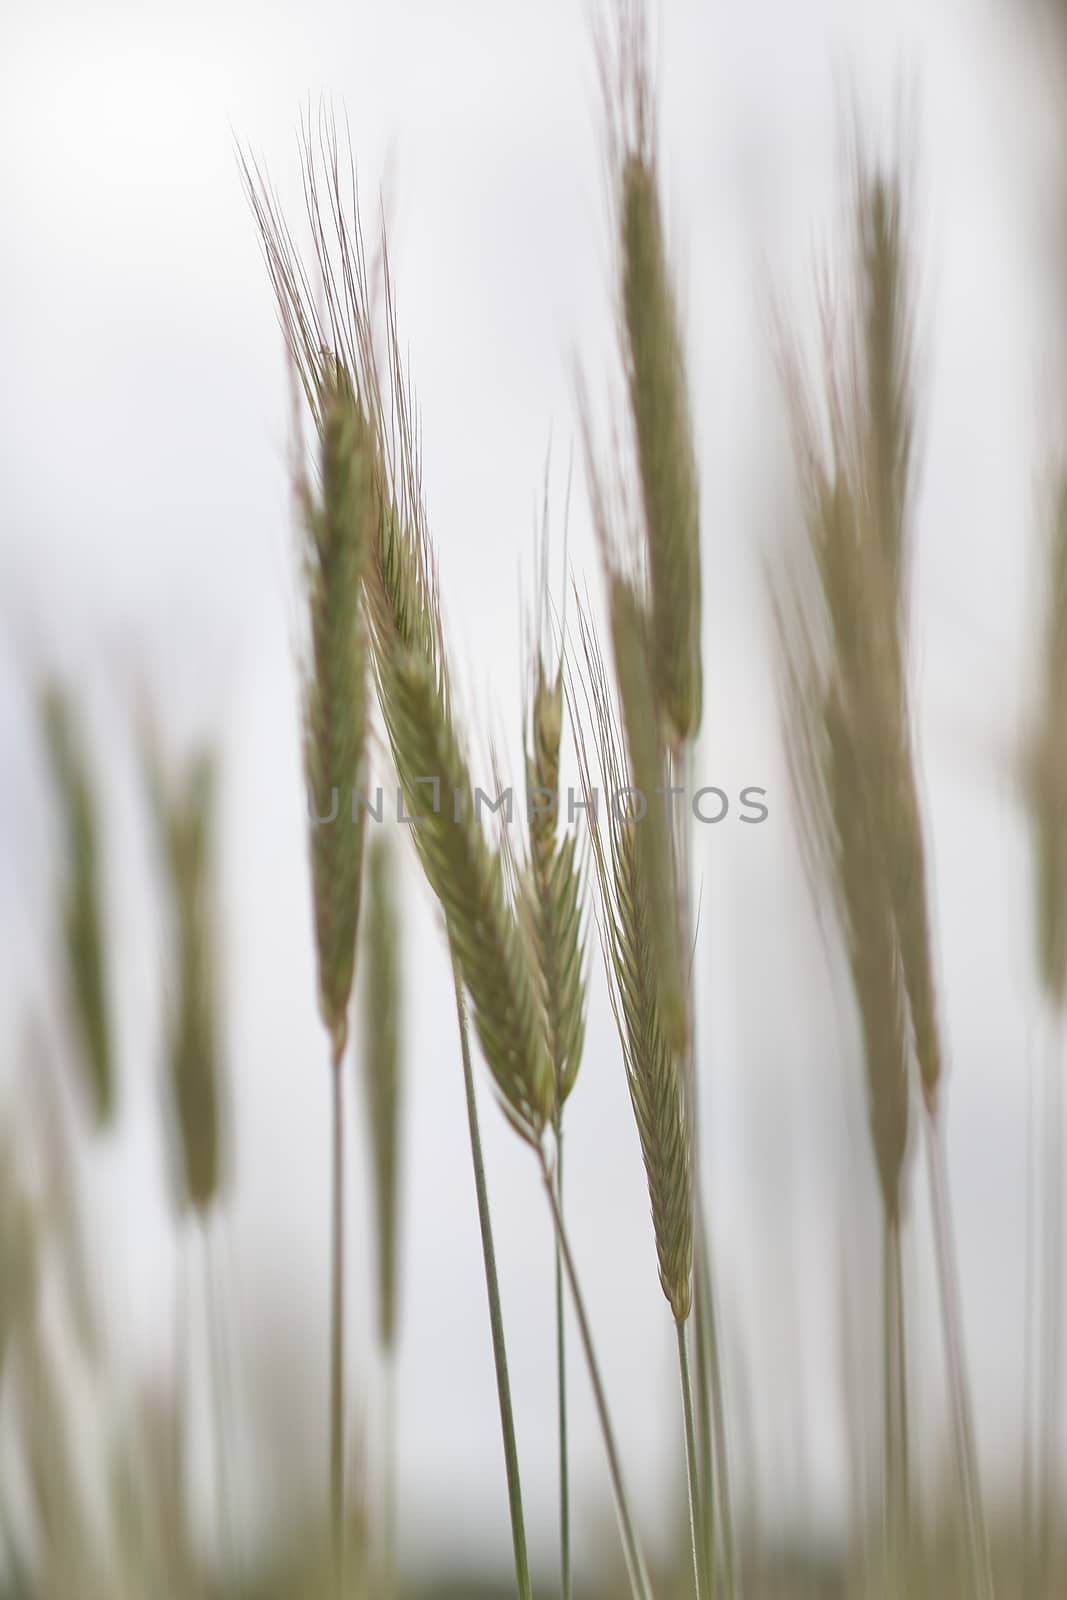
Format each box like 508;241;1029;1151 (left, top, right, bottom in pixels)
677;1319;708;1600
539;1148;655;1600
204;1220;240;1594
892;1219;910;1538
1038;1010;1064;1597
329;1034;346;1595
383;1347;397;1600
1023;1017;1040;1600
451;958;533;1600
882;1216;908;1590
924;1110;993;1600
675;745;735;1598
556;1123;572;1600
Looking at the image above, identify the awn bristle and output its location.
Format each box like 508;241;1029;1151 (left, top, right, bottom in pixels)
359;833;403;1351
574;605;692;1321
40;684;116;1129
146;744;227;1215
1025;475;1067;1005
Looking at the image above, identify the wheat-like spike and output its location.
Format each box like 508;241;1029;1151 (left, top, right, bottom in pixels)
774;324;916;1222
573;603;692;1321
1026;475;1067;1004
302;372;374;1053
856;165;914;630
40;684;116;1129
521;654;588;1117
602;4;702;748
146;744;227;1215
359;832;403;1352
787;158;942;1115
384;648;553;1142
608;573;687;1054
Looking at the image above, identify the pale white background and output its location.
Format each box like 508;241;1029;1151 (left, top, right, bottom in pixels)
1;0;1063;1584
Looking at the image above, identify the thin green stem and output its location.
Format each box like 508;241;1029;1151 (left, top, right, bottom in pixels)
451;957;532;1600
204;1220;240;1594
556;1124;572;1600
677;1319;708;1600
329;1037;346;1596
539;1148;655;1600
882;1215;908;1591
676;744;735;1598
1038;1010;1064;1597
1023;1019;1040;1600
924;1110;993;1600
383;1347;397;1600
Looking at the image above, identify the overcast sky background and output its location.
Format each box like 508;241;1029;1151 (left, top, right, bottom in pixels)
1;0;1064;1584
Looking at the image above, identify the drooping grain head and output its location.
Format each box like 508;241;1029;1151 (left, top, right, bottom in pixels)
383;648;554;1143
40;684;116;1130
359;833;403;1351
301;373;374;1059
574;605;692;1320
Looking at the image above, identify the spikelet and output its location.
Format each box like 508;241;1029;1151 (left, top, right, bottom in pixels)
574;605;692;1320
145;740;228;1216
300;370;374;1057
359;833;403;1350
604;4;702;747
40;684;116;1128
521;649;588;1120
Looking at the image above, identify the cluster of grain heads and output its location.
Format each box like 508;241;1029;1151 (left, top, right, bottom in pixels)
39;682;115;1129
774;144;991;1596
